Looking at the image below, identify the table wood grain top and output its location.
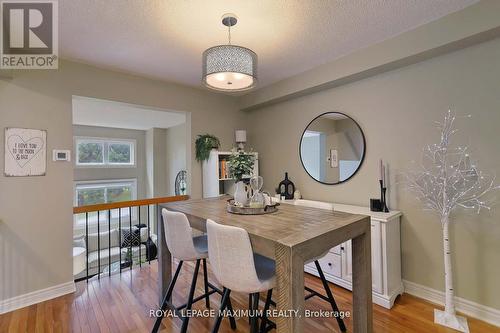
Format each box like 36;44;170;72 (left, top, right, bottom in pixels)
161;196;369;248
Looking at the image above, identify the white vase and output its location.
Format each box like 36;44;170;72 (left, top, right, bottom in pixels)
234;181;248;206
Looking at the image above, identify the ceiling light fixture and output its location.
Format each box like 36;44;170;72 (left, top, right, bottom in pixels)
202;13;257;92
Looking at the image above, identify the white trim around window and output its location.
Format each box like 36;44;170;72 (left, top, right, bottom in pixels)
74;136;136;168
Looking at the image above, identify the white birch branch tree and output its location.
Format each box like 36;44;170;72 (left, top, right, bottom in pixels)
402;110;498;332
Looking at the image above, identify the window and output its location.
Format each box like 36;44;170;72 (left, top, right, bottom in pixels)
75;137;135;166
74;179;137;229
76;179;136;206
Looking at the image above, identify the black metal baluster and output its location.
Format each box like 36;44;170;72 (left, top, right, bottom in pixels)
138;206;142;268
119;208;122;274
129;206;132;271
97;211;100;279
85;212;89;282
147;204;151;264
108;209;111;277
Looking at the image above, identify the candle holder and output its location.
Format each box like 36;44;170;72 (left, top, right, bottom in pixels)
379;179;390;213
382;187;389;213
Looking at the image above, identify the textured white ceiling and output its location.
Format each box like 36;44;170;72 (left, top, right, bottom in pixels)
60;0;478;92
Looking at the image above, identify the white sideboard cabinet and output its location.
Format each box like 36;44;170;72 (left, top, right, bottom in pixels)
282;199;403;309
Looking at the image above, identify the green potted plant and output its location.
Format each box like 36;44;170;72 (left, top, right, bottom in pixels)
195;134;221;162
227;150;255;205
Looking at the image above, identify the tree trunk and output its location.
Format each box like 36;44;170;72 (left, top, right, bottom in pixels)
442;215;456;315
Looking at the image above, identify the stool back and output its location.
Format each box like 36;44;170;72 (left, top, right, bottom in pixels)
206;219;262;293
162;208;201;261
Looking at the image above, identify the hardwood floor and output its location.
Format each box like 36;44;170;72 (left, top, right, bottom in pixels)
0;261;498;333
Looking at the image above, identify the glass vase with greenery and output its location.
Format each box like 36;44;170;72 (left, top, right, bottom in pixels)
195;134;220;162
228;151;255;205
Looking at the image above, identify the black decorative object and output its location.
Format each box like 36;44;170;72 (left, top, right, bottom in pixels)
279;172;295;200
382;188;389;213
175;170;187;195
370;199;382;212
379;179;390;213
144;237;157;261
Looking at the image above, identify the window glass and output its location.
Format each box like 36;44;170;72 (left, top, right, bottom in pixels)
106;185;133;203
77;142;104;164
75;138;135;166
77;188;105;206
73;179;137;231
108;143;132;164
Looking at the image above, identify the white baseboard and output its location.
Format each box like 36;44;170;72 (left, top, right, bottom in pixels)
403;279;500;327
0;281;76;314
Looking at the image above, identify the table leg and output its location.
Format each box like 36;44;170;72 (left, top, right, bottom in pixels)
157;206;172;306
275;244;304;333
352;227;373;333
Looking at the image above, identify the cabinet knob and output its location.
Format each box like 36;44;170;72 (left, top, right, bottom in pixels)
340;246;345;251
328;262;332;267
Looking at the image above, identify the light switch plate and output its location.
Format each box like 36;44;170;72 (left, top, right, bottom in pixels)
330;149;338;168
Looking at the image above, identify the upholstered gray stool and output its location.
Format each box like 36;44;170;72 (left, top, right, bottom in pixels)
207;219;276;333
152;209;236;333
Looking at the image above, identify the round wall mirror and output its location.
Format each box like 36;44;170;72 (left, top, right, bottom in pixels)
299;112;365;185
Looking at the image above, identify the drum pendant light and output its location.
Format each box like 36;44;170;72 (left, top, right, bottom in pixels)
202;14;257;92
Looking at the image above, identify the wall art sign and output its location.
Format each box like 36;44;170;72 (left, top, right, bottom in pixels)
4;127;46;176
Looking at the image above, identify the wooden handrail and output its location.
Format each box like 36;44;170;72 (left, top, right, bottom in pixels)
73;195;189;214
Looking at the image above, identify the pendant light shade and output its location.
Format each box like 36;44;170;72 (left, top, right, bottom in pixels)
202;14;257;92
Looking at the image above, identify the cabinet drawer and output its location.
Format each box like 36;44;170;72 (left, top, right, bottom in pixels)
330;245;341;255
317;252;341;278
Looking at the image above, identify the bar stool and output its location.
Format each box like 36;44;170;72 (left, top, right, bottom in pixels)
206;219;276;333
152;209;236;333
295;200;346;332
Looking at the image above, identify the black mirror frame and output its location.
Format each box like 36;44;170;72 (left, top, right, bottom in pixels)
298;111;366;185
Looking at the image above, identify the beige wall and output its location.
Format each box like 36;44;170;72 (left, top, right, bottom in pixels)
247;37;500;310
146;128;168;197
166;123;187;196
0;60;245;302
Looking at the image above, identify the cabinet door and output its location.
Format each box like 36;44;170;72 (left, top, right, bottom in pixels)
370;221;383;293
340;220;383;293
340;240;352;282
317;253;342;278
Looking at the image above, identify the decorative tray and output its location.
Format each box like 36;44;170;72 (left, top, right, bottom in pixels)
226;199;279;215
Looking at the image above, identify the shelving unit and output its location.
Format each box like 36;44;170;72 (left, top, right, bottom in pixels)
202;150;259;198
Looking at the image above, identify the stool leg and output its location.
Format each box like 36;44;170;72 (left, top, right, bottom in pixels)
212;288;231;333
314;260;346;332
202;259;210;308
152;260;183;333
226;296;237;330
248;294;252;325
259;289;273;333
250;292;260;333
180;259;201;333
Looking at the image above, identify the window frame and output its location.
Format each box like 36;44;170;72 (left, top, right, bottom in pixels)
73;178;138;231
74;178;138;206
74;136;136;168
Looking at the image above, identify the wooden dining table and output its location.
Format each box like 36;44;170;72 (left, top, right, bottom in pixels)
157;197;373;333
